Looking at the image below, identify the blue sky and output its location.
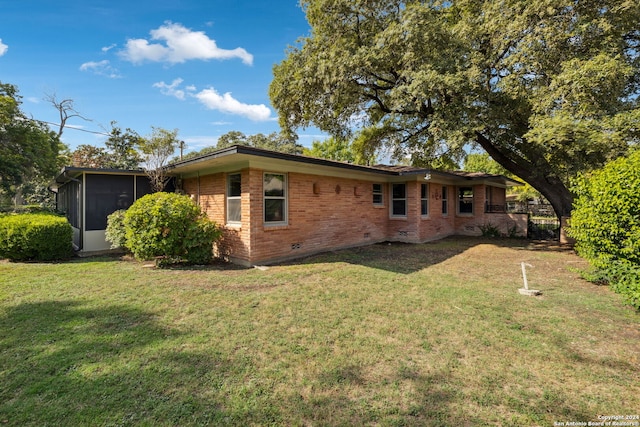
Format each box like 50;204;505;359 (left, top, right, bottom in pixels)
0;0;324;154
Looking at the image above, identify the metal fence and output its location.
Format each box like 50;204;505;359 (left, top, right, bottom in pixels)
486;202;560;240
528;217;560;240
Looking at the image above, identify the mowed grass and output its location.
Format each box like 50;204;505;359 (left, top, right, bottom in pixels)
0;237;638;426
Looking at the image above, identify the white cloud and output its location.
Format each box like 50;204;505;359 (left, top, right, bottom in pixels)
153;78;271;121
79;60;121;78
101;43;117;53
120;22;253;65
194;88;271;121
153;78;188;100
0;39;8;56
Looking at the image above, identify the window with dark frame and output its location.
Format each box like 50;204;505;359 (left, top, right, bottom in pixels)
227;173;242;223
391;183;407;216
264;173;287;224
372;183;383;205
421;183;429;216
442;185;448;215
458;186;474;214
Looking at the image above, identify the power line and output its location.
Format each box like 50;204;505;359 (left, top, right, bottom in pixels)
35;119;111;137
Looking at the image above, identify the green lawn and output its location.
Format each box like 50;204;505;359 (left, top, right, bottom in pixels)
1;237;638;426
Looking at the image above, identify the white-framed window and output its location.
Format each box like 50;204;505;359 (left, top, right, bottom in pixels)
442;185;448;215
421;183;429;216
458;186;473;214
264;173;287;224
226;173;242;224
372;183;383;205
391;183;407;217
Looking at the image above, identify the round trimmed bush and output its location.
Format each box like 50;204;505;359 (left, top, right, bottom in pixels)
123;192;221;264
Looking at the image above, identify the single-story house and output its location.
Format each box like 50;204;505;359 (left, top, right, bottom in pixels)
167;145;527;266
50;167;157;252
51;145;526;263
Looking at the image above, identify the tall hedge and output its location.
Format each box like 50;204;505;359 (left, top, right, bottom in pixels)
0;212;73;261
123;192;221;265
569;150;640;309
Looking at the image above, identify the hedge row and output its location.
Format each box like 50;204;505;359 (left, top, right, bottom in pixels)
0;212;73;261
569;150;640;310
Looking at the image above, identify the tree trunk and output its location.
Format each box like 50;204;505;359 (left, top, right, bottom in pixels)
475;132;573;220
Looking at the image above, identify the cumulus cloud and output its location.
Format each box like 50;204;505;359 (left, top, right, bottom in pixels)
120;22;253;65
101;43;117;53
153;78;271;121
194;88;271;121
0;39;8;56
153;78;188;100
79;60;121;78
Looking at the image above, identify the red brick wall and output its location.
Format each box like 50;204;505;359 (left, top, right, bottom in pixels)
247;170;391;264
183;170;525;265
183;171;250;261
417;183;456;241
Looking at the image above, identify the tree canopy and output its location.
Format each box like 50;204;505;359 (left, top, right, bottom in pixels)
177;131;304;162
215;130;303;154
70;124;142;169
270;0;640;217
0;82;63;201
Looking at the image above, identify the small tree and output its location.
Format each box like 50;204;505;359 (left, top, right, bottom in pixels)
104;122;143;169
138;127;179;192
71;144;110;168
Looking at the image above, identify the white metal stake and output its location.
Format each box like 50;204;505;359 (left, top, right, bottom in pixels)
521;262;530;290
519;262;540;296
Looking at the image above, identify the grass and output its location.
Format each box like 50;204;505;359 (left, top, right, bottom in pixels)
1;237;638;426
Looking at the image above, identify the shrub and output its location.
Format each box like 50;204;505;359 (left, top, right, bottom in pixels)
0;212;73;261
123;192;221;265
105;210;127;249
569;150;640;309
478;222;501;238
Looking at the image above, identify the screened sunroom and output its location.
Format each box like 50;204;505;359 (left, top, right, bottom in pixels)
51;167;157;253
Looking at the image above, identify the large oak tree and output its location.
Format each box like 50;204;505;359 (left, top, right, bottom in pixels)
270;0;640;217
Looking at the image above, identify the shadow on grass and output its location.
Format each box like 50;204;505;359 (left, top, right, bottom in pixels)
287;367;461;426
284;236;538;274
0;300;270;425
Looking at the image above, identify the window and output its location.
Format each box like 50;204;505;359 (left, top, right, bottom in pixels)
391;183;407;217
421;183;429;216
227;173;242;223
372;183;383;205
264;173;287;224
442;185;448;215
458;186;473;214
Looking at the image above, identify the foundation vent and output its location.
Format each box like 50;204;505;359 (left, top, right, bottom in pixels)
291;243;302;250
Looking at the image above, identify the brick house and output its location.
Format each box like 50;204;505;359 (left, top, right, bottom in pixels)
168;145;527;266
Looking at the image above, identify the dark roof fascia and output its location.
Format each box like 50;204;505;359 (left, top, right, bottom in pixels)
167;144;400;176
53;166;147;184
167;145;524;186
391;168;524;186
